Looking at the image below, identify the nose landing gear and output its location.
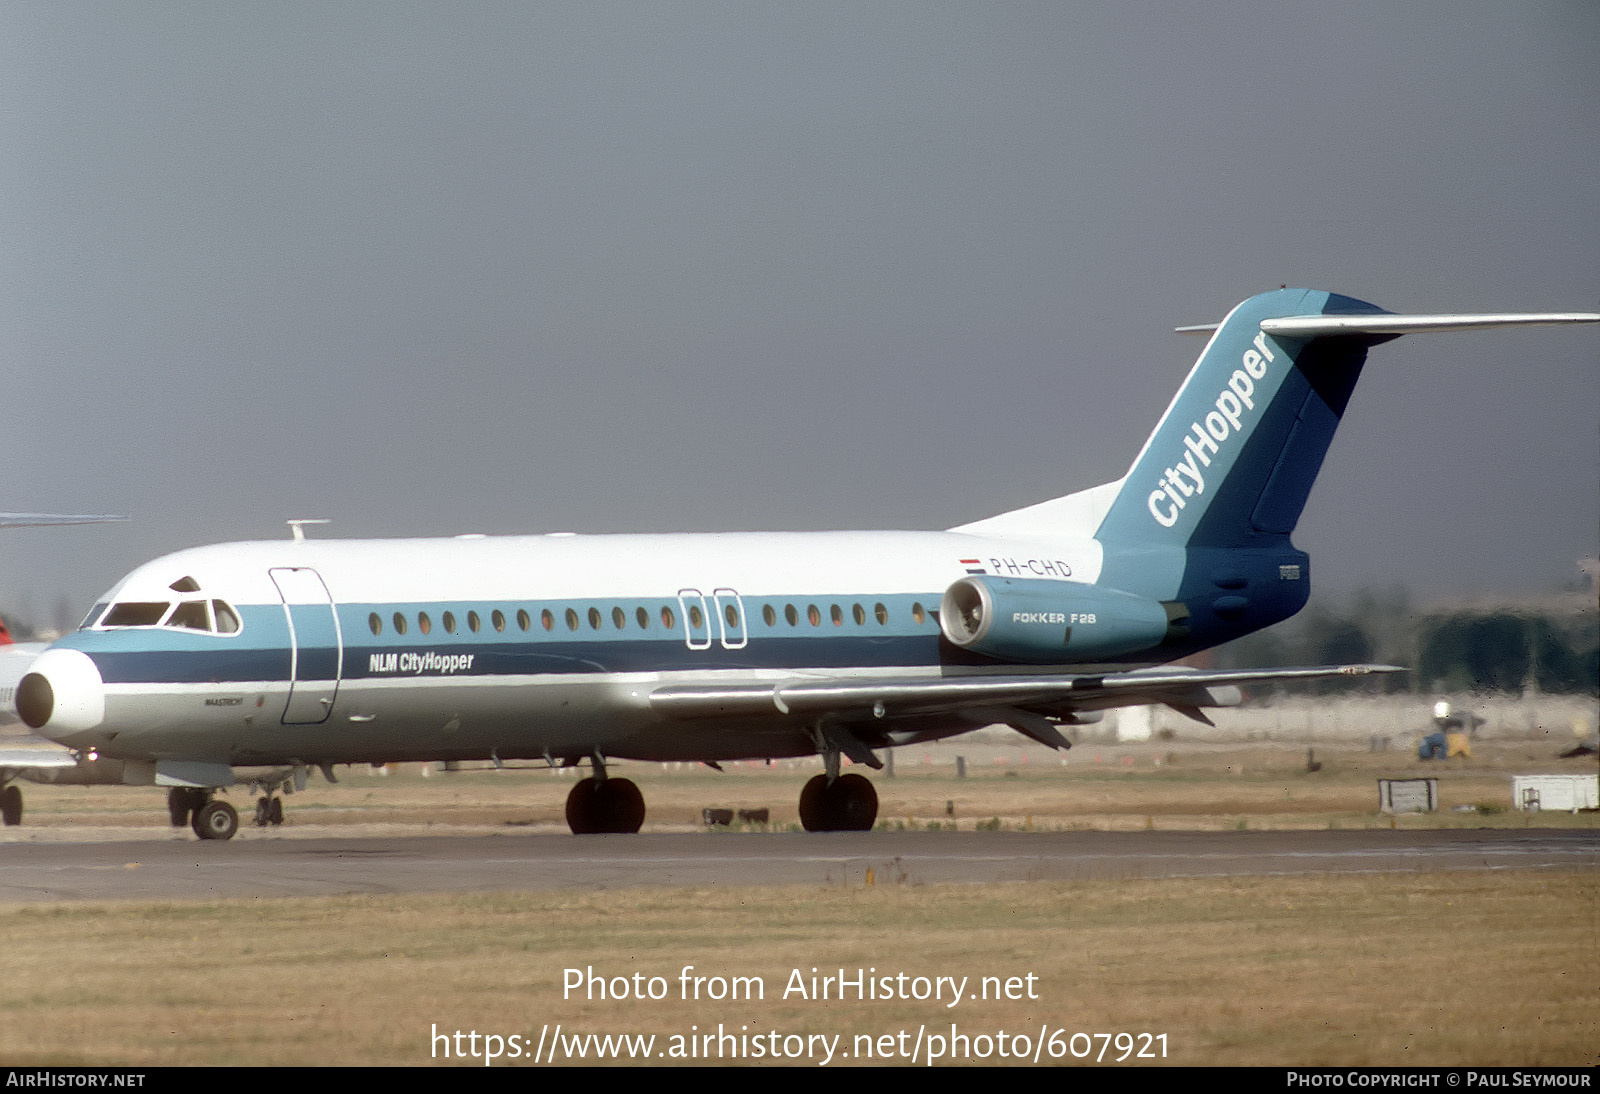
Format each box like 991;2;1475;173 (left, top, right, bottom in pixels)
192;798;239;841
253;795;285;827
1;784;23;826
167;787;246;840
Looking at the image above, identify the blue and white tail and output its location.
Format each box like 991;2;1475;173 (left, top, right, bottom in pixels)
1096;288;1384;549
959;288;1598;557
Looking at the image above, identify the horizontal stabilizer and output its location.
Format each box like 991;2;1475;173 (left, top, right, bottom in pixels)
1260;312;1600;337
1178;312;1600;336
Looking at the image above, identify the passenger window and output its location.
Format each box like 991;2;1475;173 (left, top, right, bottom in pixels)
542;609;555;631
660;606;676;630
566;608;579;631
785;604;798;626
612;606;626;630
807;605;820;627
442;611;457;634
213;601;241;635
392;612;408;635
852;603;865;625
492;610;506;633
688;605;704;629
588;607;602;630
912;603;925;625
518;609;531;631
467;611;481;633
369;613;383;636
725;604;740;628
418;612;432;635
762;605;776;626
875;602;888;625
636;607;650;629
830;604;843;626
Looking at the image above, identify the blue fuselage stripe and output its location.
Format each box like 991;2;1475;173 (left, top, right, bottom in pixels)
58;596;961;683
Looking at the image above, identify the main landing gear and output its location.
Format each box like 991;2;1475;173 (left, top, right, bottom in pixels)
798;772;878;831
559;737;883;835
795;728;881;832
565;755;646;834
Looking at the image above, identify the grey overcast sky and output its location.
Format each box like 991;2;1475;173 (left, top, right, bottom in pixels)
3;2;1597;627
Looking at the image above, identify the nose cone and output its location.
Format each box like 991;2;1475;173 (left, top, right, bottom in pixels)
17;648;105;741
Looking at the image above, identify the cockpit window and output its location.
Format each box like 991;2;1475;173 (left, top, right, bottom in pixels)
101;602;172;627
98;598;242;634
169;576;201;593
213;601;241;634
167;601;211;630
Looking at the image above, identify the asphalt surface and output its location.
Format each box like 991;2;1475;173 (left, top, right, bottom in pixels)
0;828;1594;903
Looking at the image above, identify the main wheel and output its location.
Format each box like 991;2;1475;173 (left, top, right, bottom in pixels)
832;773;878;831
595;777;646;833
1;785;23;826
565;777;646;834
797;773;878;832
167;788;195;827
798;774;831;831
565;778;602;834
192;799;239;841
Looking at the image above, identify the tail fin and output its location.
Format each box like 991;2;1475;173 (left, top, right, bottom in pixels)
1095;288;1386;549
955;290;1597;550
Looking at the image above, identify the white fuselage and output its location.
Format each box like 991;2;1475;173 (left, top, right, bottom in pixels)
38;529;1108;767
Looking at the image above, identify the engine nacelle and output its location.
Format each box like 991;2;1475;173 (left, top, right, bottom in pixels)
939;576;1171;662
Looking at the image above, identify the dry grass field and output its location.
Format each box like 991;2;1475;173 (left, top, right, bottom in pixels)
0;872;1593;1066
1;738;1594;1067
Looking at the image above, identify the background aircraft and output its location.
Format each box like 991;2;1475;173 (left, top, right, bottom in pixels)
14;291;1597;838
1;515;125;824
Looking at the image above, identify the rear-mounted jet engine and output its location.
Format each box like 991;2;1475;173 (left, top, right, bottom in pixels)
939;576;1173;662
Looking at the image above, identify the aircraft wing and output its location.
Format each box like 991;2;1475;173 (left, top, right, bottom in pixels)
650;663;1402;746
0;741;81;782
0;513;126;527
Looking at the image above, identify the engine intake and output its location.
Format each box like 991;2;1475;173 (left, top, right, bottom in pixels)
939;576;1171;662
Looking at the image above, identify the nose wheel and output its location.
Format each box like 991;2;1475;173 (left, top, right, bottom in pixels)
167;787;209;827
191;798;239;841
1;784;23;826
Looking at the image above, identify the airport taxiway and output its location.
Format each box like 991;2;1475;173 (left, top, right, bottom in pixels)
0;828;1593;903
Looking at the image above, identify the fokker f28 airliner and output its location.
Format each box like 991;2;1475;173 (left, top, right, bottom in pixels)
15;289;1598;838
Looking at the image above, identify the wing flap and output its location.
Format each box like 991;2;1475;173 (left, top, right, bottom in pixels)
649;664;1402;720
